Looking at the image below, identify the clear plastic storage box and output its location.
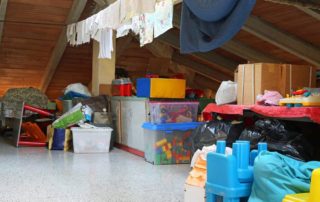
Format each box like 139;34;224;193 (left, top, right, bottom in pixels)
71;127;113;153
149;101;199;124
142;122;202;165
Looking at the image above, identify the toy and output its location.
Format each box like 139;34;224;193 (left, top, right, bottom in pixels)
206;141;268;202
150;102;199;124
282;168;320;202
279;88;320;107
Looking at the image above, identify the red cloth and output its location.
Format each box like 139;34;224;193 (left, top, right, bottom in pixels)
251;105;320;124
203;104;320;124
203;104;249;115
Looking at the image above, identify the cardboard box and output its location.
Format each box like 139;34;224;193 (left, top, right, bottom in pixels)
237;63;282;105
280;64;316;96
237;63;316;105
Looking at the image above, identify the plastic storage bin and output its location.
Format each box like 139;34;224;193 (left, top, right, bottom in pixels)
142;122;202;165
149;101;199;124
112;78;132;96
71;127;113;153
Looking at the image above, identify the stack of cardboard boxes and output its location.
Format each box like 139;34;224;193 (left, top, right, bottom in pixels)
235;63;317;105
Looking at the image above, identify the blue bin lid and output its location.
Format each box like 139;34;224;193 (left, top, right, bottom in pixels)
142;122;202;131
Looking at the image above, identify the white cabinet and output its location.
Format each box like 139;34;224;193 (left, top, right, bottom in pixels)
111;97;149;152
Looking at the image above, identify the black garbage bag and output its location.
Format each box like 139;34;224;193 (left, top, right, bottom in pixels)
239;128;265;149
191;120;244;154
240;119;315;161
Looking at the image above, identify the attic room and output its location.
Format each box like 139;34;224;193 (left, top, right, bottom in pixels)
0;0;320;201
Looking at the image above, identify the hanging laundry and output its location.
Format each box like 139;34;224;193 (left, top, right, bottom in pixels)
85;14;98;38
81;20;91;44
180;0;256;53
66;23;76;46
97;0;121;30
153;0;173;38
119;0;156;23
131;16;140;35
92;29;101;42
75;21;84;45
98;28;114;59
138;13;154;46
75;20;90;45
116;21;132;38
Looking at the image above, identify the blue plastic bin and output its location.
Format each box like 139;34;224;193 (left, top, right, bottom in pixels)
142;122;202;165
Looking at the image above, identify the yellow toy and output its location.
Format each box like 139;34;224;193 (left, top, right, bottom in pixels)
282;168;320;202
279;89;320;107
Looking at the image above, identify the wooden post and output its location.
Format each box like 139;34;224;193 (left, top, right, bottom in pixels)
92;33;116;96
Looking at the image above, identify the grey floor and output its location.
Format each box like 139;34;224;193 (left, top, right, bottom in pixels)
0;137;190;202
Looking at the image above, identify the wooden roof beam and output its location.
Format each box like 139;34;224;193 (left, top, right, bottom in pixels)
264;0;320;10
116;35;133;59
0;0;8;44
172;51;232;83
158;31;238;72
145;40;174;59
172;7;281;63
296;6;320;20
39;0;87;92
242;15;320;67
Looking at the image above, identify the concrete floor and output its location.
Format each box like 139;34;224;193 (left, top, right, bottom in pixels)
0;137;190;202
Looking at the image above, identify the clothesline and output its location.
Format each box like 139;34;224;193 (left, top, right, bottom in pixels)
66;0;174;59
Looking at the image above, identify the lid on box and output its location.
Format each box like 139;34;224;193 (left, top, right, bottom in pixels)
142;122;201;131
112;78;132;85
71;127;113;132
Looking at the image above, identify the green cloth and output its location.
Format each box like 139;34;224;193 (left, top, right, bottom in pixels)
249;151;320;202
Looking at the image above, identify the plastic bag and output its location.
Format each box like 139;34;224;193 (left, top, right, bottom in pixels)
64;83;92;97
239;119;315;161
191;120;243;154
52;103;85;129
249;151;320;202
215;81;237;105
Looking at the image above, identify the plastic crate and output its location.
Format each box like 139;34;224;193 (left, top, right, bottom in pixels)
71;127;113;153
142;122;201;165
149;101;199;124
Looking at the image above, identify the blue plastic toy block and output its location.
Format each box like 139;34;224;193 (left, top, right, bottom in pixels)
206;141;267;202
136;78;151;97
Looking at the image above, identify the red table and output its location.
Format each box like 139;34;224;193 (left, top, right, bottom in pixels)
203;104;320;124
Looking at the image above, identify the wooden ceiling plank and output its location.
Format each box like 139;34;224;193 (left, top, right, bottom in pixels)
172;51;232;83
242;15;320;67
222;40;281;63
296;6;320;20
158;31;238;71
40;0;87;92
0;0;8;44
116;35;133;59
264;0;320;10
145;39;174;59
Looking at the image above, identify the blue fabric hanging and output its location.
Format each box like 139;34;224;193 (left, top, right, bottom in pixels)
180;0;256;53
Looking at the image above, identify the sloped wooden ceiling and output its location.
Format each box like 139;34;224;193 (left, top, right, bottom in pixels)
0;0;73;95
0;0;90;99
0;0;319;99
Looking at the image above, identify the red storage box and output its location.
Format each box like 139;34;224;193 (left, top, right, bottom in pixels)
112;78;132;96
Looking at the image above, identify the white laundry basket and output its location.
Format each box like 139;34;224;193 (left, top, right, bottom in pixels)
71;127;113;153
